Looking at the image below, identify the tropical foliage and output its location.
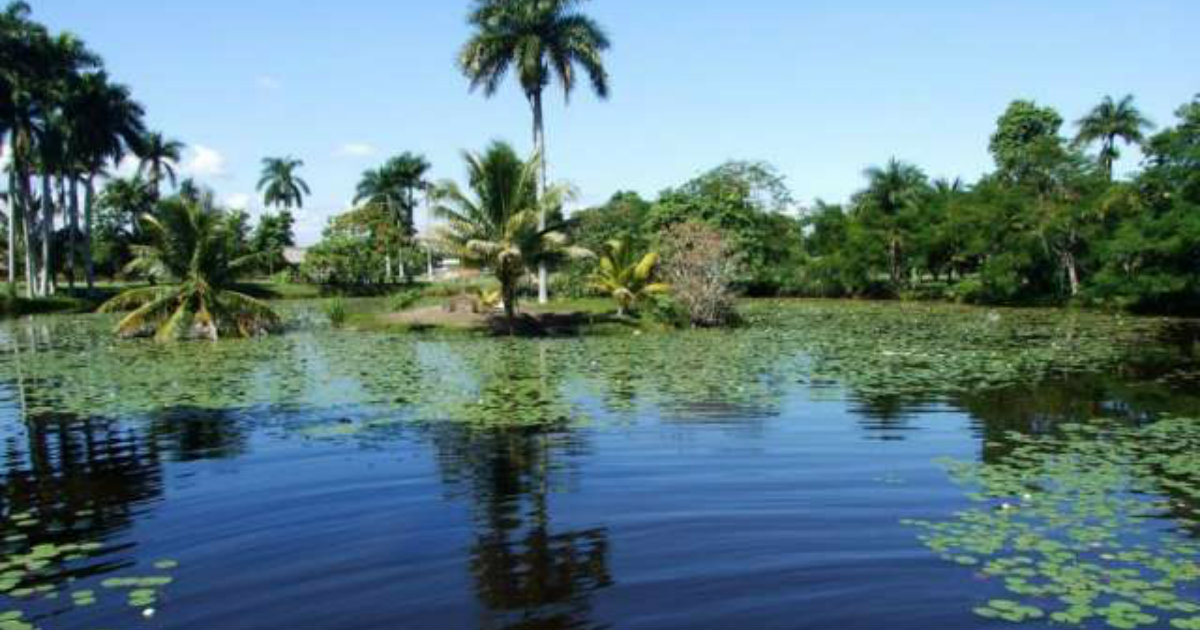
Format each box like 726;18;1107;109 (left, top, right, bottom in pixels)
99;198;279;341
588;238;667;316
459;0;610;303
257;156;310;210
431;141;582;326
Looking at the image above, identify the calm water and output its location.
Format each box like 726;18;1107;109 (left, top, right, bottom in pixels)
1;300;1199;630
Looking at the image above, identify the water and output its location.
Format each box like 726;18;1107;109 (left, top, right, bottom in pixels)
1;300;1198;629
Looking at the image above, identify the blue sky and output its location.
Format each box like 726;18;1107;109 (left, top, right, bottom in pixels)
32;1;1200;244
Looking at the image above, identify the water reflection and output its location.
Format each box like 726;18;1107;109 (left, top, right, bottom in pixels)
428;345;611;630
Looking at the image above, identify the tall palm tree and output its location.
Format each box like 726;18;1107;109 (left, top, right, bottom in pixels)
432;141;581;329
354;152;429;238
64;71;144;292
589;238;668;316
99;198;279;341
257;156;309;210
1073;94;1154;181
136;130;182;199
854;158;930;287
459;0;610;303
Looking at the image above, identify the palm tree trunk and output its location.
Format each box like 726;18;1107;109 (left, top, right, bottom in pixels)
40;173;52;296
7;168;16;297
385;252;392;283
67;176;79;290
20;173;34;299
531;89;549;305
84;175;96;294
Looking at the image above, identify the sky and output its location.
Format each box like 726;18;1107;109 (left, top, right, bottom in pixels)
30;0;1200;245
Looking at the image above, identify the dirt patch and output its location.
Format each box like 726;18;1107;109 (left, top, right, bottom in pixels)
376;305;488;329
369;305;634;336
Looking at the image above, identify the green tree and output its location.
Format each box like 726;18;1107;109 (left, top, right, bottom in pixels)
1072;94;1153;181
459;0;611;304
100;198;279;341
852;158;931;288
257;156;309;210
648;161;802;295
431;141;581;328
135;130;182;199
989;100;1065;185
63;70;144;291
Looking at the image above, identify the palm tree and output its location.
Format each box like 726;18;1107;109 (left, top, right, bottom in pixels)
589;239;668;316
854;158;930;287
1073;95;1154;181
459;0;610;304
257;156;309;210
136;130;182;198
99;198;279;341
63;70;144;292
432;141;581;329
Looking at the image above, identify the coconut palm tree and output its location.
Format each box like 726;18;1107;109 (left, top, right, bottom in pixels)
1073;95;1154;181
99;198;279;341
432;141;581;329
459;0;610;304
589;239;668;316
257;156;309;210
136;130;182;199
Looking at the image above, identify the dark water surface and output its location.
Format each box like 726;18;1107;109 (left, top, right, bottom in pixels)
2;301;1199;630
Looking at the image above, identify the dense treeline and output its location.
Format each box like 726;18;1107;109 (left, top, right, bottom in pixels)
561;94;1200;314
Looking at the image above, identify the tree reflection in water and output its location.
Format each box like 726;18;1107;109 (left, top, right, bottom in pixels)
427;343;612;630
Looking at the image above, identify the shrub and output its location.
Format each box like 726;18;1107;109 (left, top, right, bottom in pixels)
658;222;739;327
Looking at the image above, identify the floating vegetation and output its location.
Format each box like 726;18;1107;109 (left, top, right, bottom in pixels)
1;300;1189;427
0;507;180;627
906;417;1200;628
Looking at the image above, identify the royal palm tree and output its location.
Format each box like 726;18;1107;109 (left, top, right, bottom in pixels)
136;130;182;198
99;198;279;341
257;156;309;210
63;71;144;292
1073;95;1154;181
589;238;668;316
432;141;581;329
459;0;610;303
354;152;429;238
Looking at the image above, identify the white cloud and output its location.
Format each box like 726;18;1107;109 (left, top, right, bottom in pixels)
256;75;281;91
113;154;140;179
182;145;227;178
336;142;377;158
224;193;251;210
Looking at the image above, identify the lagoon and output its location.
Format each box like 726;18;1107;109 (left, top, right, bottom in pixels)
1;300;1199;630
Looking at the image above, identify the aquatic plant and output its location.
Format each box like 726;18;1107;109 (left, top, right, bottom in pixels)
906;417;1200;629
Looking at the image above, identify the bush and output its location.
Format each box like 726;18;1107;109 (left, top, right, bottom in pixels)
659;222;739;327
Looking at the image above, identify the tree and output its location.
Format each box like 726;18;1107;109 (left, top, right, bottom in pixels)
989;100;1065;185
354;152;429;280
63;70;144;291
135;130;182;199
588;238;668;316
250;210;295;276
1073;94;1153;181
431;141;581;328
257;156;309;210
853;158;931;287
659;222;738;327
99;198;279;341
459;0;611;304
648;161;802;294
